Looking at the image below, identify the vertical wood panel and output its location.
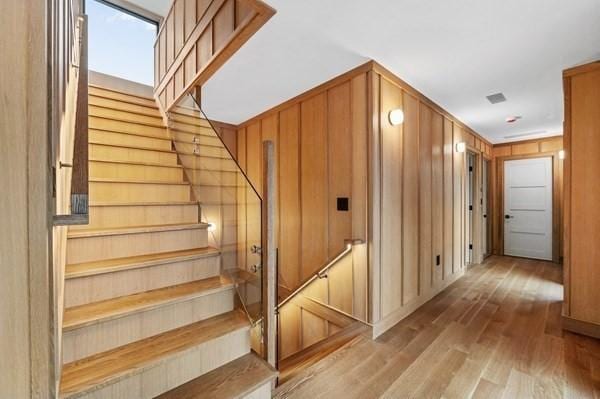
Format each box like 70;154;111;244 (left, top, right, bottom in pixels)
236;127;247;273
165;12;175;68
327;82;353;257
246;122;262;193
419;103;433;292
174;0;185;55
197;0;212;21
300;93;329;280
380;78;403;317
235;0;253;26
196;25;212;72
443;118;454;279
279;106;301;291
402;92;419;305
213;0;235;53
351;74;368;242
453;125;465;272
431;111;444;286
184;0;196;39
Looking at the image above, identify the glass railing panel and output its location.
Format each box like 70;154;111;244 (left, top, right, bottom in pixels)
167;94;263;329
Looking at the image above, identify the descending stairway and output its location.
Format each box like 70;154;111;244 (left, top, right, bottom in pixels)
59;85;275;399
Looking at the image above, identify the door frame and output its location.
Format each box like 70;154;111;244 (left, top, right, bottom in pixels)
464;148;485;266
495;152;561;263
482;156;492;259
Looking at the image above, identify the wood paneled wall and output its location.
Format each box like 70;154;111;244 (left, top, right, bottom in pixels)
235;61;493;339
153;0;274;112
562;61;600;338
0;1;54;397
236;63;371;297
369;62;493;337
491;135;564;262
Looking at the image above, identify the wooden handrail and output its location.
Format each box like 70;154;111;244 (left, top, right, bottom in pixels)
277;240;364;310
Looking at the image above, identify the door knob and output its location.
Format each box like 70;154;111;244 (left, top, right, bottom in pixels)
504;214;514;219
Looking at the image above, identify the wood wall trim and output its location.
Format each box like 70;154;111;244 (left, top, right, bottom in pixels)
563;60;600;77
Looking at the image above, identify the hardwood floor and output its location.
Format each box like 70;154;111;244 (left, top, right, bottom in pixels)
275;256;600;398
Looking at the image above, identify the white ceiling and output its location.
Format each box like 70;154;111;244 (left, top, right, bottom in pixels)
126;0;600;143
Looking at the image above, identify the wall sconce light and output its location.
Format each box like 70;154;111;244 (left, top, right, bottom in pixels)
558;150;566;160
207;222;216;232
388;109;405;126
456;142;466;153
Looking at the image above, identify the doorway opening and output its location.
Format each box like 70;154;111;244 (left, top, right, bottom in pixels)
482;158;492;258
465;151;476;266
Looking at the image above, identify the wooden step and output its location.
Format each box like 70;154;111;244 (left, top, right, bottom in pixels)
89;179;191;203
89;159;184;183
89;142;178;165
66;247;219;279
156;353;277;399
168;112;213;128
173;142;230;158
170;121;216;136
59;310;250;399
66;223;208;264
188;169;240;186
89;94;161;118
70;200;198;230
89;85;157;108
89;129;172;151
63;276;234;331
179;154;239;172
90;115;167;138
170;129;223;146
89;104;164;127
64;248;221;307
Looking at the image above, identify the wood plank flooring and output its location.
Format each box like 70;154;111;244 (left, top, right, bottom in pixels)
275;256;600;399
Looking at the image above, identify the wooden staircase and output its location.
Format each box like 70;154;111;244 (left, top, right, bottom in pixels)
59;85;276;399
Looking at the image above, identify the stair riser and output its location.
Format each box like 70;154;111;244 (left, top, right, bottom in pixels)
195;185;238;204
179;154;238;172
63;328;250;399
89;129;172;151
67;228;208;264
89;161;184;183
89;95;161;118
89;86;157;108
170;130;222;146
62;288;234;363
70;204;198;230
173;142;229;158
90;143;178;165
65;255;220;307
169;113;212;128
170;121;215;135
89;181;190;203
90;116;167;138
90;105;163;126
189;170;239;186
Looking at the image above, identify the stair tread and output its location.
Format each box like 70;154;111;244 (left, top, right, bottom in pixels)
89;140;175;153
67;223;209;238
89;177;187;185
89;158;184;168
89;84;156;102
156;353;277;399
60;310;249;398
66;247;220;279
63;276;234;331
89;127;173;142
89;201;197;207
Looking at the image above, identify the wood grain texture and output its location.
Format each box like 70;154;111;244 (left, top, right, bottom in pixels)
563;62;600;329
276;256;594;399
156;353;277;399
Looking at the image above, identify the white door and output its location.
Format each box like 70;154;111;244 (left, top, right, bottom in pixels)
482;160;489;256
504;157;552;260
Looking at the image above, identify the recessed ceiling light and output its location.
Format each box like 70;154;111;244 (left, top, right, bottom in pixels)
486;93;506;104
506;116;522;123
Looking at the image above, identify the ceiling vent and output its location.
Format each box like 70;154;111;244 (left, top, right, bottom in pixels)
486;92;507;104
504;130;546;140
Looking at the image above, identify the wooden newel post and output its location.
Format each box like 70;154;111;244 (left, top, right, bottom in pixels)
262;140;277;368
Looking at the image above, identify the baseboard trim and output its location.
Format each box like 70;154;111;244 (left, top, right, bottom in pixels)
562;315;600;339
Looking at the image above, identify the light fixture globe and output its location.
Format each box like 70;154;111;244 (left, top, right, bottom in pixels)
559;149;566;160
456;142;466;153
388;109;404;126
